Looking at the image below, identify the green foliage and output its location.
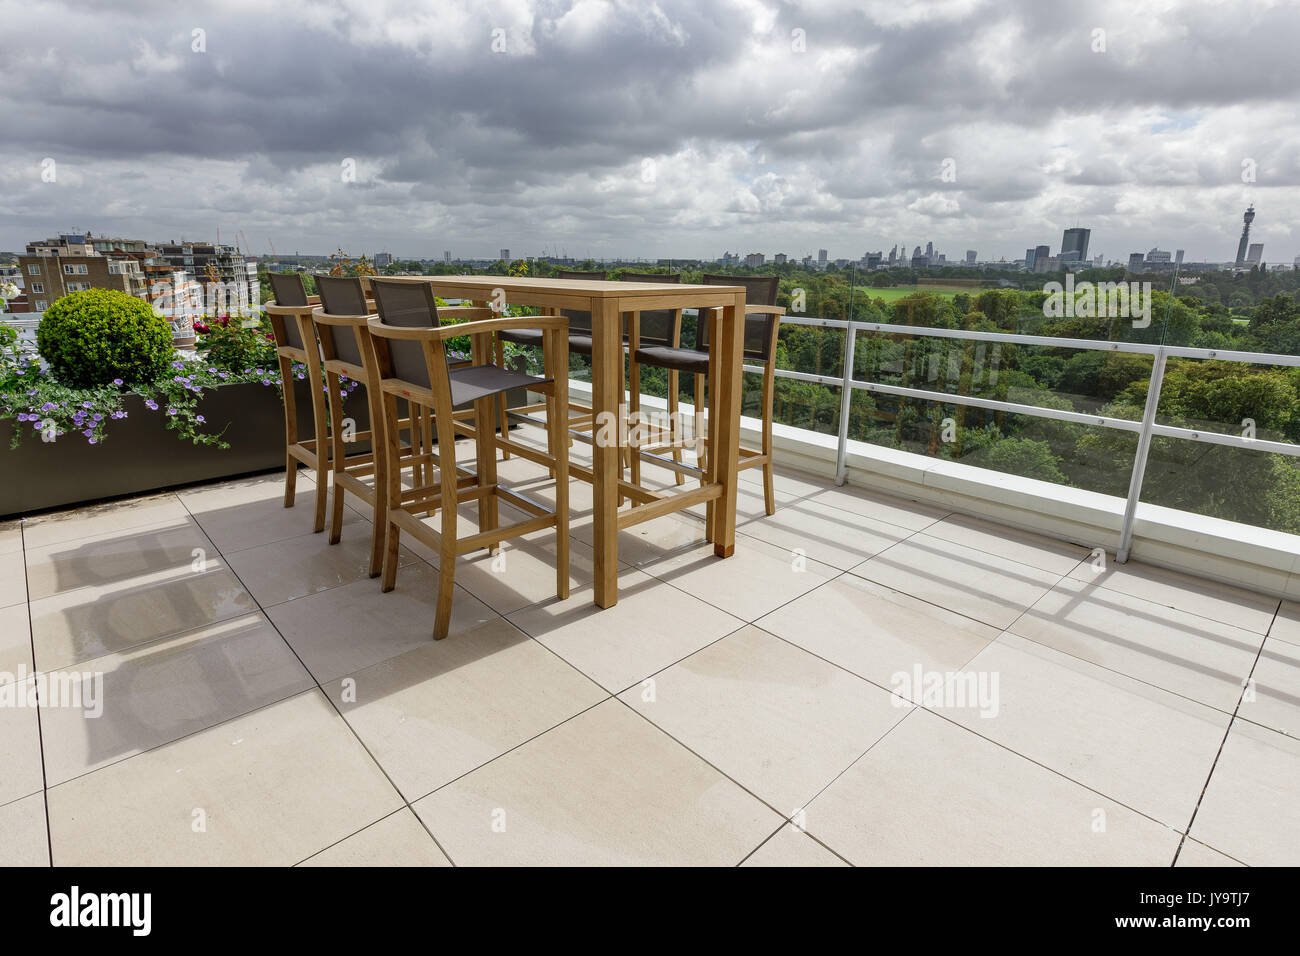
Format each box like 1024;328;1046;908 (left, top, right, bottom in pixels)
36;289;174;388
195;315;278;371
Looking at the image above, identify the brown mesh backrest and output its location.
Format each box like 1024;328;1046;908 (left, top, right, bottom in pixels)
620;272;680;346
268;272;308;350
315;275;368;368
555;269;606;335
696;274;780;361
371;279;438;386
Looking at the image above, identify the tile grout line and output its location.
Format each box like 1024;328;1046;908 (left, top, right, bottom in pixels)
1170;600;1279;867
175;474;470;866
19;517;55;867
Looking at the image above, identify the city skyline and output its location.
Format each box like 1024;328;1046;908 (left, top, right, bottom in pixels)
3;0;1298;262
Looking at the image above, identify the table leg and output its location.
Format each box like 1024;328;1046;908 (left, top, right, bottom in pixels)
591;296;621;607
711;293;744;558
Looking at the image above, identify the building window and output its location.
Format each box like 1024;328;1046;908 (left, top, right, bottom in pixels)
35;300;48;310
28;265;40;275
31;283;44;293
67;282;89;292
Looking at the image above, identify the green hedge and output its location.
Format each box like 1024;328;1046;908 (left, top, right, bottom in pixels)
36;289;174;388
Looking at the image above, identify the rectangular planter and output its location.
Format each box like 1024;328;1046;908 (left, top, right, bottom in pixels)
1;378;527;518
0;379;368;518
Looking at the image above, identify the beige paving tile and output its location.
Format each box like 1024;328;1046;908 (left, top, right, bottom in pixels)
451;524;597;617
225;530;418;607
326;617;605;800
1270;601;1300;647
925;513;1089;576
47;690;402;866
575;511;709;569
0;550;26;608
621;626;905;813
805;482;948;532
21;494;188;550
850;533;1061;630
181;475;356;553
0;603;33;681
39;613;313;786
412;699;783;866
1191;719;1300;866
0;679;45;805
804;709;1182;865
299;809;452;867
639;535;838;623
757;574;998;689
1068;559;1279;634
507;569;743;693
266;561;496;684
1240;637;1300;737
742;825;849;867
23;516;216;602
1175;839;1244;867
731;497;912;571
29;563;256;672
1009;577;1265;713
0;793;49;867
0;520;22;556
949;634;1230;829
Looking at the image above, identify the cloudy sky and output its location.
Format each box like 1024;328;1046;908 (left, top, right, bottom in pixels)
2;0;1298;264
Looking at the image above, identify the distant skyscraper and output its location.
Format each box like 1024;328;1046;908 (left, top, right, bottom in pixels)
1174;249;1185;267
1235;205;1255;266
1247;242;1264;264
817;248;828;268
1024;247;1037;269
374;252;392;268
925;241;934;261
499;248;510;261
1128;253;1146;273
965;249;977;264
1061;228;1090;263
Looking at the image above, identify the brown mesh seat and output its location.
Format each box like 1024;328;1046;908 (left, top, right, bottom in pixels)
365;280;572;640
264;272;330;530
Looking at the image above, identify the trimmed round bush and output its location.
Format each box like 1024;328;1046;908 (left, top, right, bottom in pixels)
37;289;175;388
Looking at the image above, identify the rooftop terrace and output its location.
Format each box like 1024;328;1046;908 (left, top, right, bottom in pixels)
1;422;1294;866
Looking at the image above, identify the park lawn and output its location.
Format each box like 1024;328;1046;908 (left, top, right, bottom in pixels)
856;285;974;301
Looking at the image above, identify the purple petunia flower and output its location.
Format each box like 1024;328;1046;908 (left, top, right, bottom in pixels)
145;399;159;411
82;429;94;438
195;415;205;424
112;378;123;386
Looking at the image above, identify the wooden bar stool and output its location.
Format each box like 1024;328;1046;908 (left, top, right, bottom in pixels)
265;272;329;531
366;279;572;640
630;274;785;514
622;271;686;488
494;269;608;461
312;276;419;575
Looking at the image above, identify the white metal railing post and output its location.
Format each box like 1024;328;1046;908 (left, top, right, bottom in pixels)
1116;346;1168;563
834;322;857;485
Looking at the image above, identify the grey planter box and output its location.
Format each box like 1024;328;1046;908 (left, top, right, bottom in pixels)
0;379;366;518
1;377;527;518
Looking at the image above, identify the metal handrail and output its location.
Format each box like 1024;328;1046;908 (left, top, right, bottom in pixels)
749;313;1300;562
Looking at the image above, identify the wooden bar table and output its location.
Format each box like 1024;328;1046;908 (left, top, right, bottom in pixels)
364;275;747;609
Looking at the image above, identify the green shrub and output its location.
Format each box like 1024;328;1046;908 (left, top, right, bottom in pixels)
36;289;174;388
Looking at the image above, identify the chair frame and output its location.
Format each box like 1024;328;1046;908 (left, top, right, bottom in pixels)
264;297;330;530
310;294;463;575
366;306;572;640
